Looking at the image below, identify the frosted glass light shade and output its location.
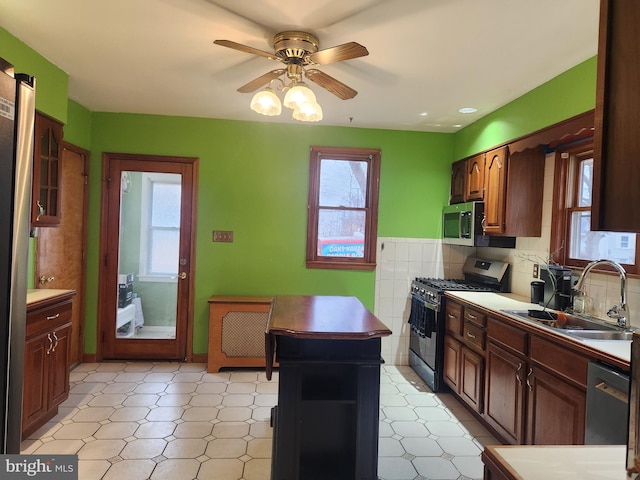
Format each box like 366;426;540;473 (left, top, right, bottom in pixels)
292;101;323;122
283;83;316;109
250;88;282;116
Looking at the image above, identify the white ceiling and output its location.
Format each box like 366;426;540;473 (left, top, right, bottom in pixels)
0;0;600;132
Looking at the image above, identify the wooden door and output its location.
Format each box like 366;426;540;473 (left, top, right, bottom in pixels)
465;153;485;201
22;332;48;431
450;159;467;204
592;0;640;232
99;153;198;361
525;366;586;445
484;342;525;444
460;346;483;413
483;147;508;235
48;323;72;407
443;336;461;392
35;143;89;366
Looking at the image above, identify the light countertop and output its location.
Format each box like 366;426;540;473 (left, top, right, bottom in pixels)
485;445;628;480
446;291;632;365
27;288;75;306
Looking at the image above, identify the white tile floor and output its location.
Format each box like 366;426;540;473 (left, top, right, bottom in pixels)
21;363;500;480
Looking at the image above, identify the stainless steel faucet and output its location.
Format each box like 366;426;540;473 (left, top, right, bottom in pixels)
573;259;629;329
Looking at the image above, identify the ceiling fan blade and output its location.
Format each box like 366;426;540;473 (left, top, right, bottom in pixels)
305;69;358;100
214;40;280;61
237;69;286;93
307;42;369;65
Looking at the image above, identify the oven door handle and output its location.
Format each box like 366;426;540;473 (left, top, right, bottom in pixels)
411;294;438;312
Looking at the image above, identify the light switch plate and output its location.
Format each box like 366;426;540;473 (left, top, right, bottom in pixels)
213;230;233;242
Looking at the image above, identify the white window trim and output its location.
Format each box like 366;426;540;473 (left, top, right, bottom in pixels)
138;172;181;283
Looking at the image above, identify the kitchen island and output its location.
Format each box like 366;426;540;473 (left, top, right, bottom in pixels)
265;295;391;480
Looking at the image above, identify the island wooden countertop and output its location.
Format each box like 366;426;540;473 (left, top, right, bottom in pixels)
264;295;392;380
267;295;392;340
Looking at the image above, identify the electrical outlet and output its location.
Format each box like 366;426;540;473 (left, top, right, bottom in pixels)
213;230;234;242
533;263;539;278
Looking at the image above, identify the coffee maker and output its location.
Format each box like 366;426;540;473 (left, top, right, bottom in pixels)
539;265;573;311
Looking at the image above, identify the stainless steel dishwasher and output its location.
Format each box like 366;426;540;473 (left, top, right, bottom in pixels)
585;361;630;445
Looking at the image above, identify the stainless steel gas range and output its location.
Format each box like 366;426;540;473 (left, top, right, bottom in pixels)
408;257;510;392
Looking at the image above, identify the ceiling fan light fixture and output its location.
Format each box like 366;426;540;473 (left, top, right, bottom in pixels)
292;101;323;122
250;87;282;116
283;82;316;109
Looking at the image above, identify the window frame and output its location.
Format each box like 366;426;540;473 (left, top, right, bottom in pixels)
137;172;182;282
306;146;380;270
550;139;640;275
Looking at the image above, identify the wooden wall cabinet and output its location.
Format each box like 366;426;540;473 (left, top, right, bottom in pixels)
592;0;640;232
483;146;545;237
450;159;467;204
23;292;73;438
450;145;544;236
465;153;485;202
31;112;63;227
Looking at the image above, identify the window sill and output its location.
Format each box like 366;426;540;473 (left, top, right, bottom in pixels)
306;260;376;271
137;274;178;283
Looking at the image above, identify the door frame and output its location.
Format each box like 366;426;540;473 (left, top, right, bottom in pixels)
97;152;198;361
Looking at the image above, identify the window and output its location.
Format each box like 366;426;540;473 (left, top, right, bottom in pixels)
550;141;638;273
306;146;380;270
138;172;182;281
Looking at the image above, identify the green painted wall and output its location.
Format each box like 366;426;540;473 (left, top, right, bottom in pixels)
86;114;453;353
64;100;92;149
0;29;68;123
453;56;597;159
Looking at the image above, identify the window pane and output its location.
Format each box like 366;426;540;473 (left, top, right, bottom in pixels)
149;229;179;274
152;183;181;227
319;159;367;208
317;209;366;258
577;157;593;207
569;211;636;264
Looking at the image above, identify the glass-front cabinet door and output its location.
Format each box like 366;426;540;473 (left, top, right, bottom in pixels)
31;112;63;227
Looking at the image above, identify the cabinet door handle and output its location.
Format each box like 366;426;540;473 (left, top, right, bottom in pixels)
467;313;477;320
447;313;456;319
51;331;59;352
526;368;533;391
46;333;53;354
515;362;523;384
466;331;476;339
46;313;60;321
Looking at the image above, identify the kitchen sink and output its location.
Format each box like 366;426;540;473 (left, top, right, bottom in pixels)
562;330;635;341
501;309;617;330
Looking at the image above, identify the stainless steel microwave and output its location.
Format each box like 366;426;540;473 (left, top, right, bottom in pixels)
442;201;516;248
442;201;482;246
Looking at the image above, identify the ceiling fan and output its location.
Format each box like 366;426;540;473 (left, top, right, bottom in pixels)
214;30;369;100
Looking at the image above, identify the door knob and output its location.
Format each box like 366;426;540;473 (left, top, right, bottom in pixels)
178;272;187;279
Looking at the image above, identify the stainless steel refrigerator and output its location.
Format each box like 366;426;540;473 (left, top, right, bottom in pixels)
0;56;35;453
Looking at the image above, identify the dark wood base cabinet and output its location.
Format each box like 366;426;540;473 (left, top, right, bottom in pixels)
271;336;383;480
444;298;590;447
23;291;74;438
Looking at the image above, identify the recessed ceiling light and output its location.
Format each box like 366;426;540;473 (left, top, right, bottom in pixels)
419;112;428;116
458;107;478;114
453;124;462;128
